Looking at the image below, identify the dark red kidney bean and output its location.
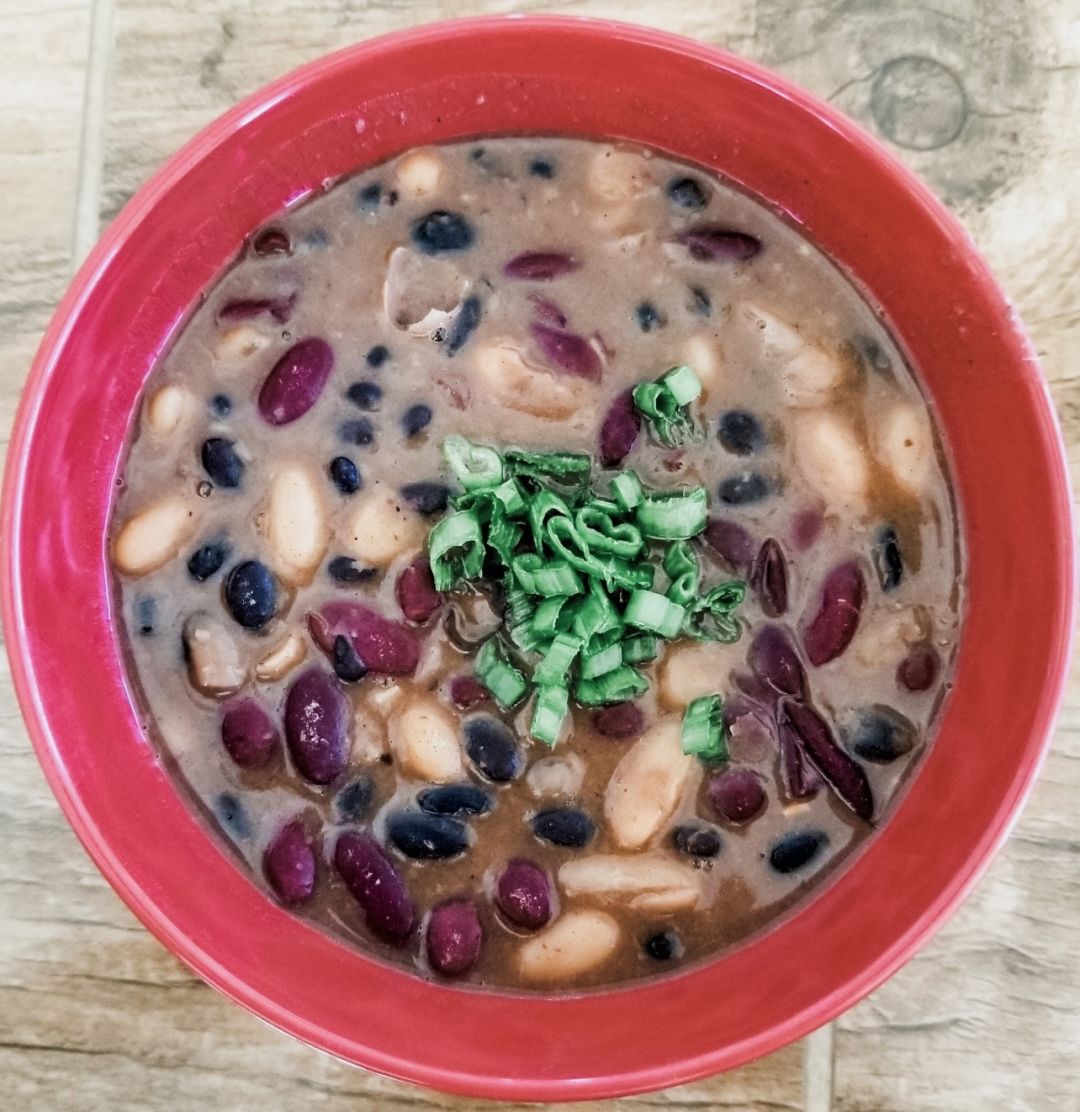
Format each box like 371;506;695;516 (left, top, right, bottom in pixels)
707;768;767;824
251;228;291;256
750;538;788;617
264;819;316;905
258;337;334;426
778;719;824;800
283;668;349;784
703;517;756;571
778;698;874;821
769;829;827;874
528;296;568;328
528;322;602;381
426;899;483;976
496;859;552;930
897;646;939;692
449;674;489;711
220;697;280;769
733;669;780;709
599;389;640;466
848;705;916;763
790;506;824;551
803;561;866;666
334;830;415;945
677;227;762;262
504;252;581;280
217;292;296;325
309;601;420;675
395;556;442;624
592;701;646;740
749;625;806;698
386;812;469;860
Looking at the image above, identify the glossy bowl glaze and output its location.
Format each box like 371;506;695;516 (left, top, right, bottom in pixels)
1;16;1073;1101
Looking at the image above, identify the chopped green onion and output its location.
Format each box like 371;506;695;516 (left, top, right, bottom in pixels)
632;365;702;447
575;666;649;706
622;634;658;663
442;436;504;490
611;470;644;511
509;620;549;655
637;487;708;540
546;515;604;578
588;497;622;516
624;589;687;639
579;640;623;680
531;684;569;747
503;575;535;629
505;449;592;485
476;638;528;709
428;510;485;591
684;581;747;642
533;632;583;687
575;505;643;560
597;556;655;592
661;364;703;406
681;694;728;761
529;489;573;550
486;511;523;567
569;585;622;642
511;553;583;597
531;595;572;638
664;541;700;607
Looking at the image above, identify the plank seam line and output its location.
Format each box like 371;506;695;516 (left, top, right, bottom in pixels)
803;1020;836;1112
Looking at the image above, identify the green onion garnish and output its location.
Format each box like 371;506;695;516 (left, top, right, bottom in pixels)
428;510;485;591
681;694;728;761
475;638;528;709
684;581;747;643
632;365;702;447
575;666;649;706
624;589;688;639
579;639;623;680
531;684;570;747
664;541;700;608
575;505;643;560
533;632;583;687
443;436;504;491
610;470;644;511
637;487;708;540
622;634;659;664
531;595;572;638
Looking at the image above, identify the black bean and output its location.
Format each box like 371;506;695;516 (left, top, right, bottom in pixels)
386;812;469;860
672;824;722;858
201;437;245;489
418;784;492;817
224;560;277;630
400;481;449;516
872;525;904;592
464;716;522;783
210;393;232;417
135;596;156;637
718;410;766;456
304;228;329;250
328;555;376;583
328;456;361;494
339;417;375;446
635;302;665;333
411;211;474;255
188;539;230;582
855;333;892;374
346;380;382;410
215;792;252;840
769;829;827;874
667;176;709;210
528;157;555;179
366;344;390;368
332;635;368;683
334;774;375;822
531;808;595;848
718;471;771;505
643;930;683;962
849;705;916;763
357;183;382;211
401;404;433;438
444;296;482;356
689;286;711;316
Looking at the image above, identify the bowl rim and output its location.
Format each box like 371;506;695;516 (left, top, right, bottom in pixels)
2;13;1074;1101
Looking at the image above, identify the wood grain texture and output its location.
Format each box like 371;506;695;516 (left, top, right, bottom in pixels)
2;0;1078;1109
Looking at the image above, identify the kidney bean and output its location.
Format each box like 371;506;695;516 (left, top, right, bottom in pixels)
264;819;316;905
898;646;939;692
411;210;474;254
251;228;291;256
749;625;806;699
334;774;375;822
529;296;568;328
504;252;580;280
678;227;761;261
667;176;709;209
872;525;904;592
426;900;483;976
308;601;420;675
258;338;334;426
592;701;646;740
334;831;415;945
778;718;824;800
395;556;442;624
599;389;640;466
707;768;767;824
448;674;489;711
217;293;296;325
703;518;755;571
496;859;552;930
750;538;789;617
803;560;866;666
528;321;602;381
790;506;824;551
220;697;279;769
283;668;349;784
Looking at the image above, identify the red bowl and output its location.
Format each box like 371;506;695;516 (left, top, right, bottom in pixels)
1;15;1073;1100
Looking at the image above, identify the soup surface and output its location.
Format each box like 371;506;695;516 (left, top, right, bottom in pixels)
111;137;961;989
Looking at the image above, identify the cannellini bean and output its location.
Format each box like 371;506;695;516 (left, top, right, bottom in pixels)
472;338;588;419
215;324;272;361
782;346;845;407
526;754;586;800
558;854;703;912
852;606;928;670
364;677;405;719
184;614;247;696
343;489;425;566
383;246;464;330
737;302;805;362
144;384;192;436
395;150;445;198
658;639;744;709
682;334;724;398
604;719;697;849
353;706;389;762
587;146;653;203
389;695;464;782
112;496;197;577
875;404;932;493
255;629;306;681
517;910;621;984
792;411;869;510
265;464;328;585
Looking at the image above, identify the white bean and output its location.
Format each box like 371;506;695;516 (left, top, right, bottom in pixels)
389;695;464;783
382;245;464;331
254;629;306;681
183;614;247;696
264;464;328;586
215;324;271;362
471;338;588;419
604;718;698;850
343;489;425;567
682;334;724;398
587;146;653;203
112;496;197;577
364;678;405;719
737;302;805;362
144;384;192;437
792;410;869;510
558;854;703;912
852;606;928;670
517;910;621;984
526;754;586;800
658;639;743;709
395;150;445;198
875;404;932;493
353;706;390;763
782;346;845;407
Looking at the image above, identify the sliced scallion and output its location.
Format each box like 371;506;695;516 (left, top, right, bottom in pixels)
610;470;644;511
664;540;700;608
442;436;504;491
428;510;485;591
579;640;623;680
569;585;621;642
476;638;528;709
661;364;703;406
575;505;643;560
531;684;569;747
637;486;708;540
533;632;583;687
624;589;687;639
681;694;728;761
622;634;658;664
531;595;572;638
684;581;746;642
575;666;649;706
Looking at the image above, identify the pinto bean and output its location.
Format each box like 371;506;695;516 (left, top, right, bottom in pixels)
793;411;869;510
254;629;307;682
395;150;446;199
144;384;192;437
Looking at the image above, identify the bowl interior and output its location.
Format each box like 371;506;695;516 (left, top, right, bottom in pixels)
2;15;1072;1101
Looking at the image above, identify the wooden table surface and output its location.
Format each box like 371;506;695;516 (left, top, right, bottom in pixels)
2;2;1078;1109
